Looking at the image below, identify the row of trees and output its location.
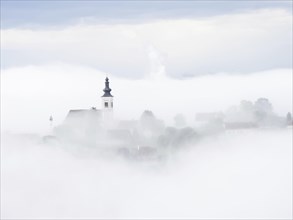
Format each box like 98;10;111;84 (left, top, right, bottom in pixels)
225;98;274;123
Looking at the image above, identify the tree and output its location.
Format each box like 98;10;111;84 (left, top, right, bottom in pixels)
140;110;156;127
140;110;164;135
254;98;273;114
254;98;273;121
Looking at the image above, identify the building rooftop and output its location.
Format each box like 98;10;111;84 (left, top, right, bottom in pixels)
102;77;113;97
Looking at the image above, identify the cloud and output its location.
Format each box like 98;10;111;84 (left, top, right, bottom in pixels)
2;1;291;28
1;9;292;78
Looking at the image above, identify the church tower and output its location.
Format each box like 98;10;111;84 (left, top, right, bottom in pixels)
101;77;114;121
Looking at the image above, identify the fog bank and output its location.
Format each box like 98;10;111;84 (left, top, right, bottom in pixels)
1;129;291;219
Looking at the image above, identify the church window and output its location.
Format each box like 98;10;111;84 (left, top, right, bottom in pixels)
105;102;108;108
111;102;113;108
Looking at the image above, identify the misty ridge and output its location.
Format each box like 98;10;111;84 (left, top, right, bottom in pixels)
44;89;292;162
3;57;291;163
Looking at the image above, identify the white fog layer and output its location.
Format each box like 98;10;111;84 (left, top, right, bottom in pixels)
1;65;292;219
1;129;292;219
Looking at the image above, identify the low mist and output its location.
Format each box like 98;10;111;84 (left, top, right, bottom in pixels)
1;129;292;219
1;64;292;219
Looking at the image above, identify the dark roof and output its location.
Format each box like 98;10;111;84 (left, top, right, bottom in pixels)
102;77;113;97
64;108;102;125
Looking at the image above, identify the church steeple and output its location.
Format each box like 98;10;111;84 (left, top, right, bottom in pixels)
102;77;113;97
101;77;114;122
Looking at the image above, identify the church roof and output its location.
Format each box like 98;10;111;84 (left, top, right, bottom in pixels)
64;108;102;126
102;77;113;97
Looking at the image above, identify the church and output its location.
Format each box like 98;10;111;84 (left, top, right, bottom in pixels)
62;77;114;130
45;77;165;161
51;77;163;160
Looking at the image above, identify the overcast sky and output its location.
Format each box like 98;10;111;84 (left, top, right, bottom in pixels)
1;1;292;78
2;1;292;27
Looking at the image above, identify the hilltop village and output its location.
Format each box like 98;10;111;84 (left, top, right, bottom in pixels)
47;77;293;160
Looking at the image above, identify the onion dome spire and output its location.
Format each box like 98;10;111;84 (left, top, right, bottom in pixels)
102;77;113;97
